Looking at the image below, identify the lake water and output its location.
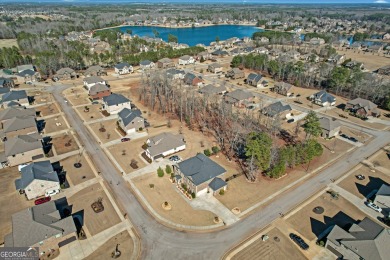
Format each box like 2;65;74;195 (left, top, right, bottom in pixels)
118;25;263;46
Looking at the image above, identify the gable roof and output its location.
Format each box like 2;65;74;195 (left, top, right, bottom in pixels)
0;107;36;122
319;117;341;131
199;84;226;95
225;89;252;102
312;90;336;103
89;83;110;95
140;60;153;66
262;101;292;117
118;108;142;127
274;82;294;92
208;177;227;191
1;90;28;103
4;134;42;156
158;58;173;63
84;65;105;75
179;55;192;61
114;62;131;69
17;69;37;77
208;63;222;69
16;64;34;73
376;184;390;197
15;160;59;190
103;93;130;106
178;153;226;186
56;67;75;75
84;76;105;85
247;73;262;84
147;132;185;157
347;98;378;110
3;116;37;133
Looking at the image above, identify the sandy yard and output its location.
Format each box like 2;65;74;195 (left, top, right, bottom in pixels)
43;115;68;134
67;93;90;106
0;39;18;48
67;183;121;236
286;192;367;241
51;133;79;155
232;227;308;260
90;119;121;144
0;167;34;242
133;173;217;226
36;103;60;116
60;154;96;186
30;93;54;105
369;150;390;170
107;138;147;173
76;104;103;122
84;231;134;260
337;48;390;71
338;165;390;200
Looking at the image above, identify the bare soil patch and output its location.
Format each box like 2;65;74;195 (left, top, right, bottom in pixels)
107;138;147;173
51;133;79;155
60;154;96;186
36;103;60;116
90;119;121;144
43;115;68;134
76;104;103;122
67;93;90;106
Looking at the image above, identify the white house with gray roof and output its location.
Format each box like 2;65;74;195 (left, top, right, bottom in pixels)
83;76;106;91
310;90;336;107
0;90;29;108
178;55;195;65
145;132;186;161
117;108;144;134
174;153;226;196
114;62;133;75
4;134;44;166
15;160;60;200
102;93;131;114
140;60;155;70
262;101;292;119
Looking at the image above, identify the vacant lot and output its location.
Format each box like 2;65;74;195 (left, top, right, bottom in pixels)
76;104;103;122
0;167;34;242
85;231;134;260
90;119;121;144
232;228;307;260
0;39;18;48
108;138;147;173
51;133;79;155
338;165;390;199
287;192;366;241
36;103;60;116
68;183;121;236
133;173;217;226
60;154;96;186
67;94;90;106
31;93;54;105
337;48;390;71
43;116;68;134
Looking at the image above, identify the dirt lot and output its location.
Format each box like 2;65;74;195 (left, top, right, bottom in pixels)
60;154;96;186
338;165;390;200
0;167;34;242
108;138;147;173
67;183;121;236
133;173;217;226
36;103;60;116
337;48;390;71
85;231;134;260
67;93;90;106
51;133;79;155
232;227;307;260
30;93;54;105
287;192;367;241
43;116;68;134
0;39;18;48
76;104;103;122
90;119;121;144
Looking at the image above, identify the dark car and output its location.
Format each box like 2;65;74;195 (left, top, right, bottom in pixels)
356;174;365;180
287;118;295;123
35;196;51;205
349;137;358;142
378;217;390;227
340;134;349;139
289;233;309;250
121;138;130;142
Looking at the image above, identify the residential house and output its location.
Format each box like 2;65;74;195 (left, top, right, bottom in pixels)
84;65;107;77
16;64;34;73
4;134;44;166
174;153;226;196
178;55;195;65
83;76;106;91
346;98;381;118
383;33;390;40
4;200;76;253
145;133;185;161
53;68;76;81
199;84;227;96
117;108;145;134
319;117;341;138
139;60;155;70
350;42;362;50
15;160;60;200
344;61;364;70
262;101;292;119
1;116;38;139
207;63;223;74
272;82;295;96
183;73;203;87
226;68;245;79
310;37;325;45
328;54;345;65
114;62;133;75
0;107;36;125
102;93;131;115
310;90;336;107
246;73;267;88
254;47;269;55
16;69;40;84
0;77;15;88
326;217;390;260
368;45;384;53
225;89;253;107
89;83;111;100
0;90;29;108
211;49;229;57
166;68;185;80
157;58;175;69
374;184;390;215
197;51;212;60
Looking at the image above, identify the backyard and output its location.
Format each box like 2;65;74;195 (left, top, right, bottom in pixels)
89;119;121;144
43;116;68;134
51;133;79;155
67;93;90;106
36;103;60;116
76;104;103;122
107;138;147;173
60;154;96;186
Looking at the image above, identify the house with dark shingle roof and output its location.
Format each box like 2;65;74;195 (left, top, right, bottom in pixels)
184;73;203;86
0;90;29;108
310;90;336;107
326;217;390;260
16;69;40;84
84;65;107;77
114;62;133;75
262;101;292;118
117;108;144;134
145;132;186;161
4;134;44;166
139;60;155;70
15;160;60;200
346;98;380;118
246;73;267;88
4;199;76;252
225;89;253;107
272;82;295;96
374;184;390;215
199;84;227;96
0;77;15;88
319;117;341;138
1;115;38;139
0;107;36;124
102;93;131;114
174;153;226;196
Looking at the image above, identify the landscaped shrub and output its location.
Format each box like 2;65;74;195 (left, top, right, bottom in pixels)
149;184;154;189
191;192;196;199
219;189;225;195
157;167;164;177
204;149;211;157
165;165;172;174
212;146;220;154
181;183;187;191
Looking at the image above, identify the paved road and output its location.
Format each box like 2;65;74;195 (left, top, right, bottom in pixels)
49;84;390;260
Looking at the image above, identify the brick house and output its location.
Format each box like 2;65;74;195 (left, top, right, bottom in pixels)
89;83;111;100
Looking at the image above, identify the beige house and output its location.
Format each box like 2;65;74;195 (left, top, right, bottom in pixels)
319;117;341;138
145;132;186;161
1;116;38;139
272;82;295;96
207;63;223;73
4;134;44;166
53;68;76;81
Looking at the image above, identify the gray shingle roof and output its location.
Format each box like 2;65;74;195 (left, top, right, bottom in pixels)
84;76;105;85
376;184;390;197
118;108;142;127
84;65;105;76
312;90;336;103
89;83;110;95
103;93;130;106
0;107;36;122
208;177;227;191
17;69;36;77
178;153;226;186
147;132;185;158
225;89;253;102
348;98;377;110
56;67;75;75
199;84;226;95
16;64;34;73
15;160;59;190
247;73;262;84
1;90;28;103
4;134;42;156
140;60;153;66
158;58;173;63
262;101;292;117
319;117;341;131
3;116;37;133
114;62;131;69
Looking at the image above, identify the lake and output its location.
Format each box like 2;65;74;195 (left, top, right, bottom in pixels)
118;25;263;46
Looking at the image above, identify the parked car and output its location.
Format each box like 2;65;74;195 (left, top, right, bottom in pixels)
356;174;365;180
378;217;390;227
35;196;51;205
287;118;295;123
340;134;349;139
121;138;130;142
349;137;358;142
45;189;60;197
366;202;382;213
169;155;181;162
289;233;309;250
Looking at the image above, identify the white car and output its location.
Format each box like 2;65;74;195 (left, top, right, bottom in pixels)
366;202;382;213
45;189;60;197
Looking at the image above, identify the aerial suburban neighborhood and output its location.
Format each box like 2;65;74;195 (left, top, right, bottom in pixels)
0;1;390;260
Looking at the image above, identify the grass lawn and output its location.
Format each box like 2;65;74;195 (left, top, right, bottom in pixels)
67;183;121;236
85;231;134;260
51;133;79;155
133;173;217;226
232;227;308;260
43;115;68;134
286;192;367;241
36;103;60;116
108;138;147;173
76;104;103;122
0;167;34;242
337;48;390;71
90;119;121;144
59;154;96;186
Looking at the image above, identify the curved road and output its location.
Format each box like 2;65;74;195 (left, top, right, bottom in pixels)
49;84;389;260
